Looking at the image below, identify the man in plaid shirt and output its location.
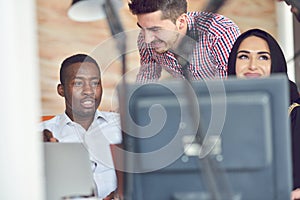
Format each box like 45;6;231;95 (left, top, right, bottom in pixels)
128;0;240;83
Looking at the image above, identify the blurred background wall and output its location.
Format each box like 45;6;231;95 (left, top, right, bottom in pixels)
37;0;285;115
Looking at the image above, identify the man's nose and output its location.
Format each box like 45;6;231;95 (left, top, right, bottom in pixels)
144;30;155;44
83;83;94;94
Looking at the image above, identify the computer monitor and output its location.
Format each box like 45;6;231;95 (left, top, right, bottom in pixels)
117;75;292;200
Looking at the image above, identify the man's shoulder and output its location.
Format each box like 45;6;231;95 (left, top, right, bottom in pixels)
41;114;65;123
189;11;237;24
188;11;239;35
39;114;65;132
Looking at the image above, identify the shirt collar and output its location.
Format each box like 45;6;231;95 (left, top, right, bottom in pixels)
94;110;108;123
60;113;73;125
186;12;194;31
185;12;199;42
59;110;108;126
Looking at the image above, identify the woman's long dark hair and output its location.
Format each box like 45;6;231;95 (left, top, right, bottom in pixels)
227;28;299;103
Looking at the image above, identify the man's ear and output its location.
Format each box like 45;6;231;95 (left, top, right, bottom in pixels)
176;14;187;30
57;84;65;97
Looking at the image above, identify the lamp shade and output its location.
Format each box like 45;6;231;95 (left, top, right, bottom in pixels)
68;0;124;22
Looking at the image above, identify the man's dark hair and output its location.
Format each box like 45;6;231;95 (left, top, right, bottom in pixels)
60;53;100;85
128;0;187;23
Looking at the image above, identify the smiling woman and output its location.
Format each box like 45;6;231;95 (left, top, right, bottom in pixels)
227;28;300;196
235;36;271;78
227;28;299;103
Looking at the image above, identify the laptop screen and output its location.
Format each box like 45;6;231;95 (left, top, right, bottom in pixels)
43;143;96;200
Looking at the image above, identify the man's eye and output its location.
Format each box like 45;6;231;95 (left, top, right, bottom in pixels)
74;81;83;86
151;28;161;32
91;81;99;87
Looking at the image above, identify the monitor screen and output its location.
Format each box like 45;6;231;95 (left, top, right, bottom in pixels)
117;75;292;200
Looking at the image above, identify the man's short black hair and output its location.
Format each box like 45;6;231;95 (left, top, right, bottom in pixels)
128;0;187;23
60;54;100;85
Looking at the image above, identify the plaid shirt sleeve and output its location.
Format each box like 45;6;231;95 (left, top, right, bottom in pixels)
212;25;240;78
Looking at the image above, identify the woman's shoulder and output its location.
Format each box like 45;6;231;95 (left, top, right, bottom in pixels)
295;97;300;104
289;98;300;116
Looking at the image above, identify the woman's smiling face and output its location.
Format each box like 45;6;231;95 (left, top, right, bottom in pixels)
235;36;271;78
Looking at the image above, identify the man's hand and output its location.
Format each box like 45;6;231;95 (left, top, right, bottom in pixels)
102;190;123;200
102;191;115;200
43;129;59;142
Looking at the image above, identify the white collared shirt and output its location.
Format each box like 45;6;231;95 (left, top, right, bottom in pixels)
39;110;122;198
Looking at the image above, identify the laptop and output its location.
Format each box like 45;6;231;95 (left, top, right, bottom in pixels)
43;143;97;200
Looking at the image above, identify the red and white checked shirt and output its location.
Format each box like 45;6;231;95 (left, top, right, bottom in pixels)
136;12;240;83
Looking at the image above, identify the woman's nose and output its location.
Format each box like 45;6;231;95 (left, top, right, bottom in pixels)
248;58;258;70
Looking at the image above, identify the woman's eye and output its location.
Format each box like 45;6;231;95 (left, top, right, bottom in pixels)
237;54;248;60
259;55;270;60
